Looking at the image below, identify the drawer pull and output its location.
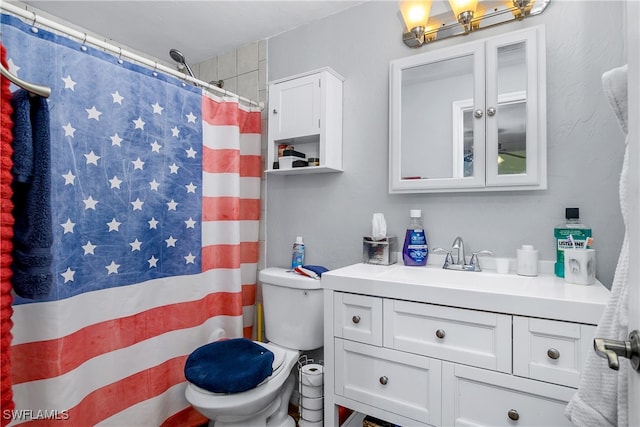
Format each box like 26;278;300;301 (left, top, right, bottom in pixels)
352;315;361;324
507;409;520;421
379;376;388;385
547;348;560;360
436;329;446;339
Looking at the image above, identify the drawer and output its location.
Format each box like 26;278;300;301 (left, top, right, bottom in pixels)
334;292;382;346
383;299;512;372
334;338;441;425
513;316;596;388
442;362;575;426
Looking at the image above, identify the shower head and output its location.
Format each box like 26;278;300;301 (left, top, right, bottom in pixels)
169;48;195;78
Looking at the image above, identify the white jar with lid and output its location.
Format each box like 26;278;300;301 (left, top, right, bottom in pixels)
517;245;538;276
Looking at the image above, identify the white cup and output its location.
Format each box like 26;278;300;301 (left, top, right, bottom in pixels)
564;249;596;285
495;258;510;274
517;245;538;276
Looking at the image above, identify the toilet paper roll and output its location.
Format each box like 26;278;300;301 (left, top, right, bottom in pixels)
301;383;323;399
301;407;323;423
299;420;323;427
301;396;323;411
300;364;324;387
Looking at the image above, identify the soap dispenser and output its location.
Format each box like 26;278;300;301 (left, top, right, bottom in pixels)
402;209;428;266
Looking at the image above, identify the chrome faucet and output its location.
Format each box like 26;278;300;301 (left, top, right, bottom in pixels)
451;236;466;266
433;237;493;272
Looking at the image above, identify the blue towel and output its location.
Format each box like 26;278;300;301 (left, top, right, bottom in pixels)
302;265;329;277
184;338;274;394
10;90;53;299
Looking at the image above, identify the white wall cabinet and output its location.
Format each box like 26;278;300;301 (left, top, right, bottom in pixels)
389;26;546;193
323;264;609;427
266;67;343;175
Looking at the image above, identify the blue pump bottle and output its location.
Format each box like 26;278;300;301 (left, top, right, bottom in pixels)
402;209;428;266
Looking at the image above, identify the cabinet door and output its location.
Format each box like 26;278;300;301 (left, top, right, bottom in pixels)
485;26;546;188
269;73;320;141
442;362;575;426
513;316;596;388
335;339;441;425
389;40;486;192
334;292;383;346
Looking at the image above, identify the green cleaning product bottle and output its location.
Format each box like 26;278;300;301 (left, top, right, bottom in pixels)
554;208;592;278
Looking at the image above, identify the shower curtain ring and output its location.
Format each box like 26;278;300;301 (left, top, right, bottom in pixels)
117;47;124;64
152;62;158;77
30;12;38;33
80;33;88;52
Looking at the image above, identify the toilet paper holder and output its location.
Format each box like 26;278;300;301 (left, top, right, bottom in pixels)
297;355;324;426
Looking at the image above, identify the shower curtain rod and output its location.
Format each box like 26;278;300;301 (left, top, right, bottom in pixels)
1;2;264;110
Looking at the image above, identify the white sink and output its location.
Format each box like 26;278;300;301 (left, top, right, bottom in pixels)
375;264;535;290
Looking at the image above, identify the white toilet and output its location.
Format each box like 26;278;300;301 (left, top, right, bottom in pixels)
185;267;324;427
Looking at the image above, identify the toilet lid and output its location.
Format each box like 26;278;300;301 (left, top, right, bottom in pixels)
257;341;285;375
184;338;275;394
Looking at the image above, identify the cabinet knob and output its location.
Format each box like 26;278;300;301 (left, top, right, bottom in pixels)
379;376;388;385
436;329;446;339
474;109;484;119
487;106;497;116
352;315;361;324
547;348;560;360
508;409;519;421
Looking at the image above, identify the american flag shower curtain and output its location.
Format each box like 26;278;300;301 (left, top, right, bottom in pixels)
1;14;261;426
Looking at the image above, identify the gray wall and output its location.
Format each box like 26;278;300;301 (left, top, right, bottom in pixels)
265;1;627;288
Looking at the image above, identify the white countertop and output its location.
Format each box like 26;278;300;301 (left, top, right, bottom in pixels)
322;263;610;325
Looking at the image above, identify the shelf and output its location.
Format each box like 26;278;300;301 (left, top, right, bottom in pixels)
342;411;366;427
265;165;343;175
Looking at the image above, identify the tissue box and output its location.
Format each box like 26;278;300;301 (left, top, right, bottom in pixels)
363;236;397;265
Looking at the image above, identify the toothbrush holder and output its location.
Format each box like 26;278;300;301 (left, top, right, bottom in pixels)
564;249;596;285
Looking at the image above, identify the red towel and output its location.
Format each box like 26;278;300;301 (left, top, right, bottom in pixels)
0;42;15;425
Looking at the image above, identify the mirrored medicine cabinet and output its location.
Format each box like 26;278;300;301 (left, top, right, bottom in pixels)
389;25;547;193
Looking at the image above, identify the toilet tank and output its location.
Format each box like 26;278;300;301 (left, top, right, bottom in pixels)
259;268;323;351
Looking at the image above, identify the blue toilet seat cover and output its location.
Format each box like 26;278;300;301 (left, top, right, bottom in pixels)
184;338;275;394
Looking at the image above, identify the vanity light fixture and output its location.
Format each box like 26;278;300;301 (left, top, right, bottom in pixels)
400;0;550;48
449;0;478;33
400;0;434;48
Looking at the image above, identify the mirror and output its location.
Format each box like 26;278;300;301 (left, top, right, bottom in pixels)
401;52;475;180
495;40;528;177
455;91;527;178
389;26;546;193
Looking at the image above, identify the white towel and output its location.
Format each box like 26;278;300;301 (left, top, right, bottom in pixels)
565;65;629;427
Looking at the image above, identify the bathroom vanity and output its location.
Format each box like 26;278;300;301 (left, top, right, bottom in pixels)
322;263;609;426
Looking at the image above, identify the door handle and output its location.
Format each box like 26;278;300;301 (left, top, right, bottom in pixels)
593;330;640;372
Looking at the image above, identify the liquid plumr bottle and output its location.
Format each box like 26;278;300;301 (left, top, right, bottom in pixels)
291;236;305;269
402;209;428;266
554;208;592;277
